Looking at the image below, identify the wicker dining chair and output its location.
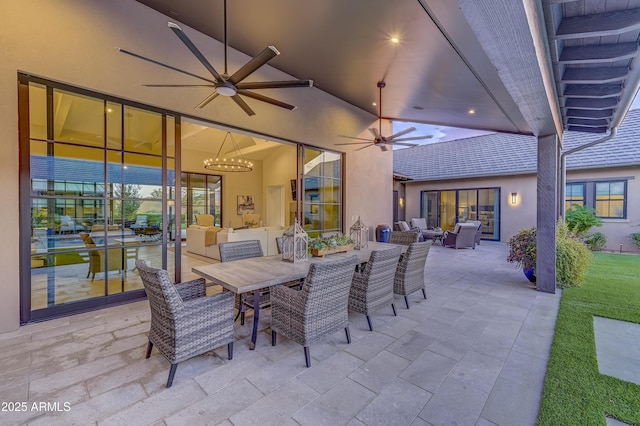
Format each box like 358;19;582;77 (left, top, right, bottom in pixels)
348;246;403;331
388;230;421;245
218;240;266;324
271;255;359;368
393;241;432;309
136;259;235;388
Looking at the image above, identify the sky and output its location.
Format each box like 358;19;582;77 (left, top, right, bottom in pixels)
392;92;640;149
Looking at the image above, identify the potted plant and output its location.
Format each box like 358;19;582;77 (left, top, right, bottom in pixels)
507;220;592;288
507;227;537;282
308;235;355;257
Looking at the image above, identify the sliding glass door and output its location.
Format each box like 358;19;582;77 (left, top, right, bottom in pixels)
421;188;500;240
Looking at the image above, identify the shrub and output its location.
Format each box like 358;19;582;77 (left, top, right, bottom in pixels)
565;205;602;236
556;220;592;288
583;232;607;251
630;230;640;250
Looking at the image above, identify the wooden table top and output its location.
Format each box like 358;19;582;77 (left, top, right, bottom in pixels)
192;241;405;294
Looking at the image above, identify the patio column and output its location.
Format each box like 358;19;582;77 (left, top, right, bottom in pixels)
536;133;559;293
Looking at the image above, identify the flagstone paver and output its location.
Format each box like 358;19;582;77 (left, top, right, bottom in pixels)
0;241;561;425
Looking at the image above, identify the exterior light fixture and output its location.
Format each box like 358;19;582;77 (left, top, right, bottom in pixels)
511;192;518;205
399;195;405;208
204;132;253;172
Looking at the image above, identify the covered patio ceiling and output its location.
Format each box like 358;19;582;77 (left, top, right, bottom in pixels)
134;0;640;139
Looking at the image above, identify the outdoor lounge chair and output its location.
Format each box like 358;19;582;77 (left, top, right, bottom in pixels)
348;246;402;330
271;255;358;367
442;222;477;249
467;220;483;245
136;259;235;388
394;241;432;309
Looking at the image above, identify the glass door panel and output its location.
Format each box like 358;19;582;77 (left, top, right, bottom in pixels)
439;191;456;231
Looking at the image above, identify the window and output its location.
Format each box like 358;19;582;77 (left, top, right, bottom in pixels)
565;180;627;219
302;147;342;237
565;183;585;212
595;181;626;218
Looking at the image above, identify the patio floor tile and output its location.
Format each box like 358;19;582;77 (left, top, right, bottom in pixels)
0;241;561;425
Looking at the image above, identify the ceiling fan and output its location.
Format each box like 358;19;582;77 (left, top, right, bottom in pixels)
335;81;432;151
118;0;313;116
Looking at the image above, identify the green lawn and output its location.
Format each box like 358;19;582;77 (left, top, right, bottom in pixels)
538;253;640;426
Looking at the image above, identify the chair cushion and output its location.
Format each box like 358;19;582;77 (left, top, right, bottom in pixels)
411;218;428;230
398;221;411;231
195;214;215;227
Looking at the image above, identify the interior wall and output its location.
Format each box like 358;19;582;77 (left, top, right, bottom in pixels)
182;149;264;228
262;145;297;226
0;0;384;332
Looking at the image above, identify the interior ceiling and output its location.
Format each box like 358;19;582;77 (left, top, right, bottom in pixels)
135;0;640;137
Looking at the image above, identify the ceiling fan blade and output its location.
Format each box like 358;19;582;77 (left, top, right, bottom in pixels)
118;48;217;84
368;128;380;138
231;94;256;116
334;141;375;145
143;84;215;88
168;22;223;82
228;46;279;85
391;142;419;147
236;80;314;90
391;135;433;142
380;145;390;152
238;90;296;111
195;92;220;109
336;135;374;142
356;144;375;151
387;127;417;140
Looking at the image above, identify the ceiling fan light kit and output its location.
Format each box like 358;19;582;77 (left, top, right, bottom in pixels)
119;0;312;116
335;81;432;151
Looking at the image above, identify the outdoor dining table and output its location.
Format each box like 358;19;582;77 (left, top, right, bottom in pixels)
192;241;406;349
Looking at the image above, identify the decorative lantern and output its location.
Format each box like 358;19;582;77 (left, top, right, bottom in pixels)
281;218;309;262
349;216;369;250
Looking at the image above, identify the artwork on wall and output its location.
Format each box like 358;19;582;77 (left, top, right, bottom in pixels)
237;195;255;214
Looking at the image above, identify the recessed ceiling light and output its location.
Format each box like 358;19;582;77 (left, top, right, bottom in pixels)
413;105;424;110
468;108;476;115
390;36;400;44
372;102;377;106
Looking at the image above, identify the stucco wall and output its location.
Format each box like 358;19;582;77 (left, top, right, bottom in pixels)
403;167;640;253
404;174;537;243
0;0;389;332
566;167;640;253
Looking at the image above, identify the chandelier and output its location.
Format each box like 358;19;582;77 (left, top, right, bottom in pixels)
204;132;254;172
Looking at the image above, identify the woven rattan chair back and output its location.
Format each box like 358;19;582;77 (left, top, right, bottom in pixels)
388;230;420;245
393;241;432;309
219;240;263;262
271;255;358;367
348;247;402;330
135;259;235;388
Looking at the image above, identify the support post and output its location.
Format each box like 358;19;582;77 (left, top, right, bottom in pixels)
536;134;559;293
